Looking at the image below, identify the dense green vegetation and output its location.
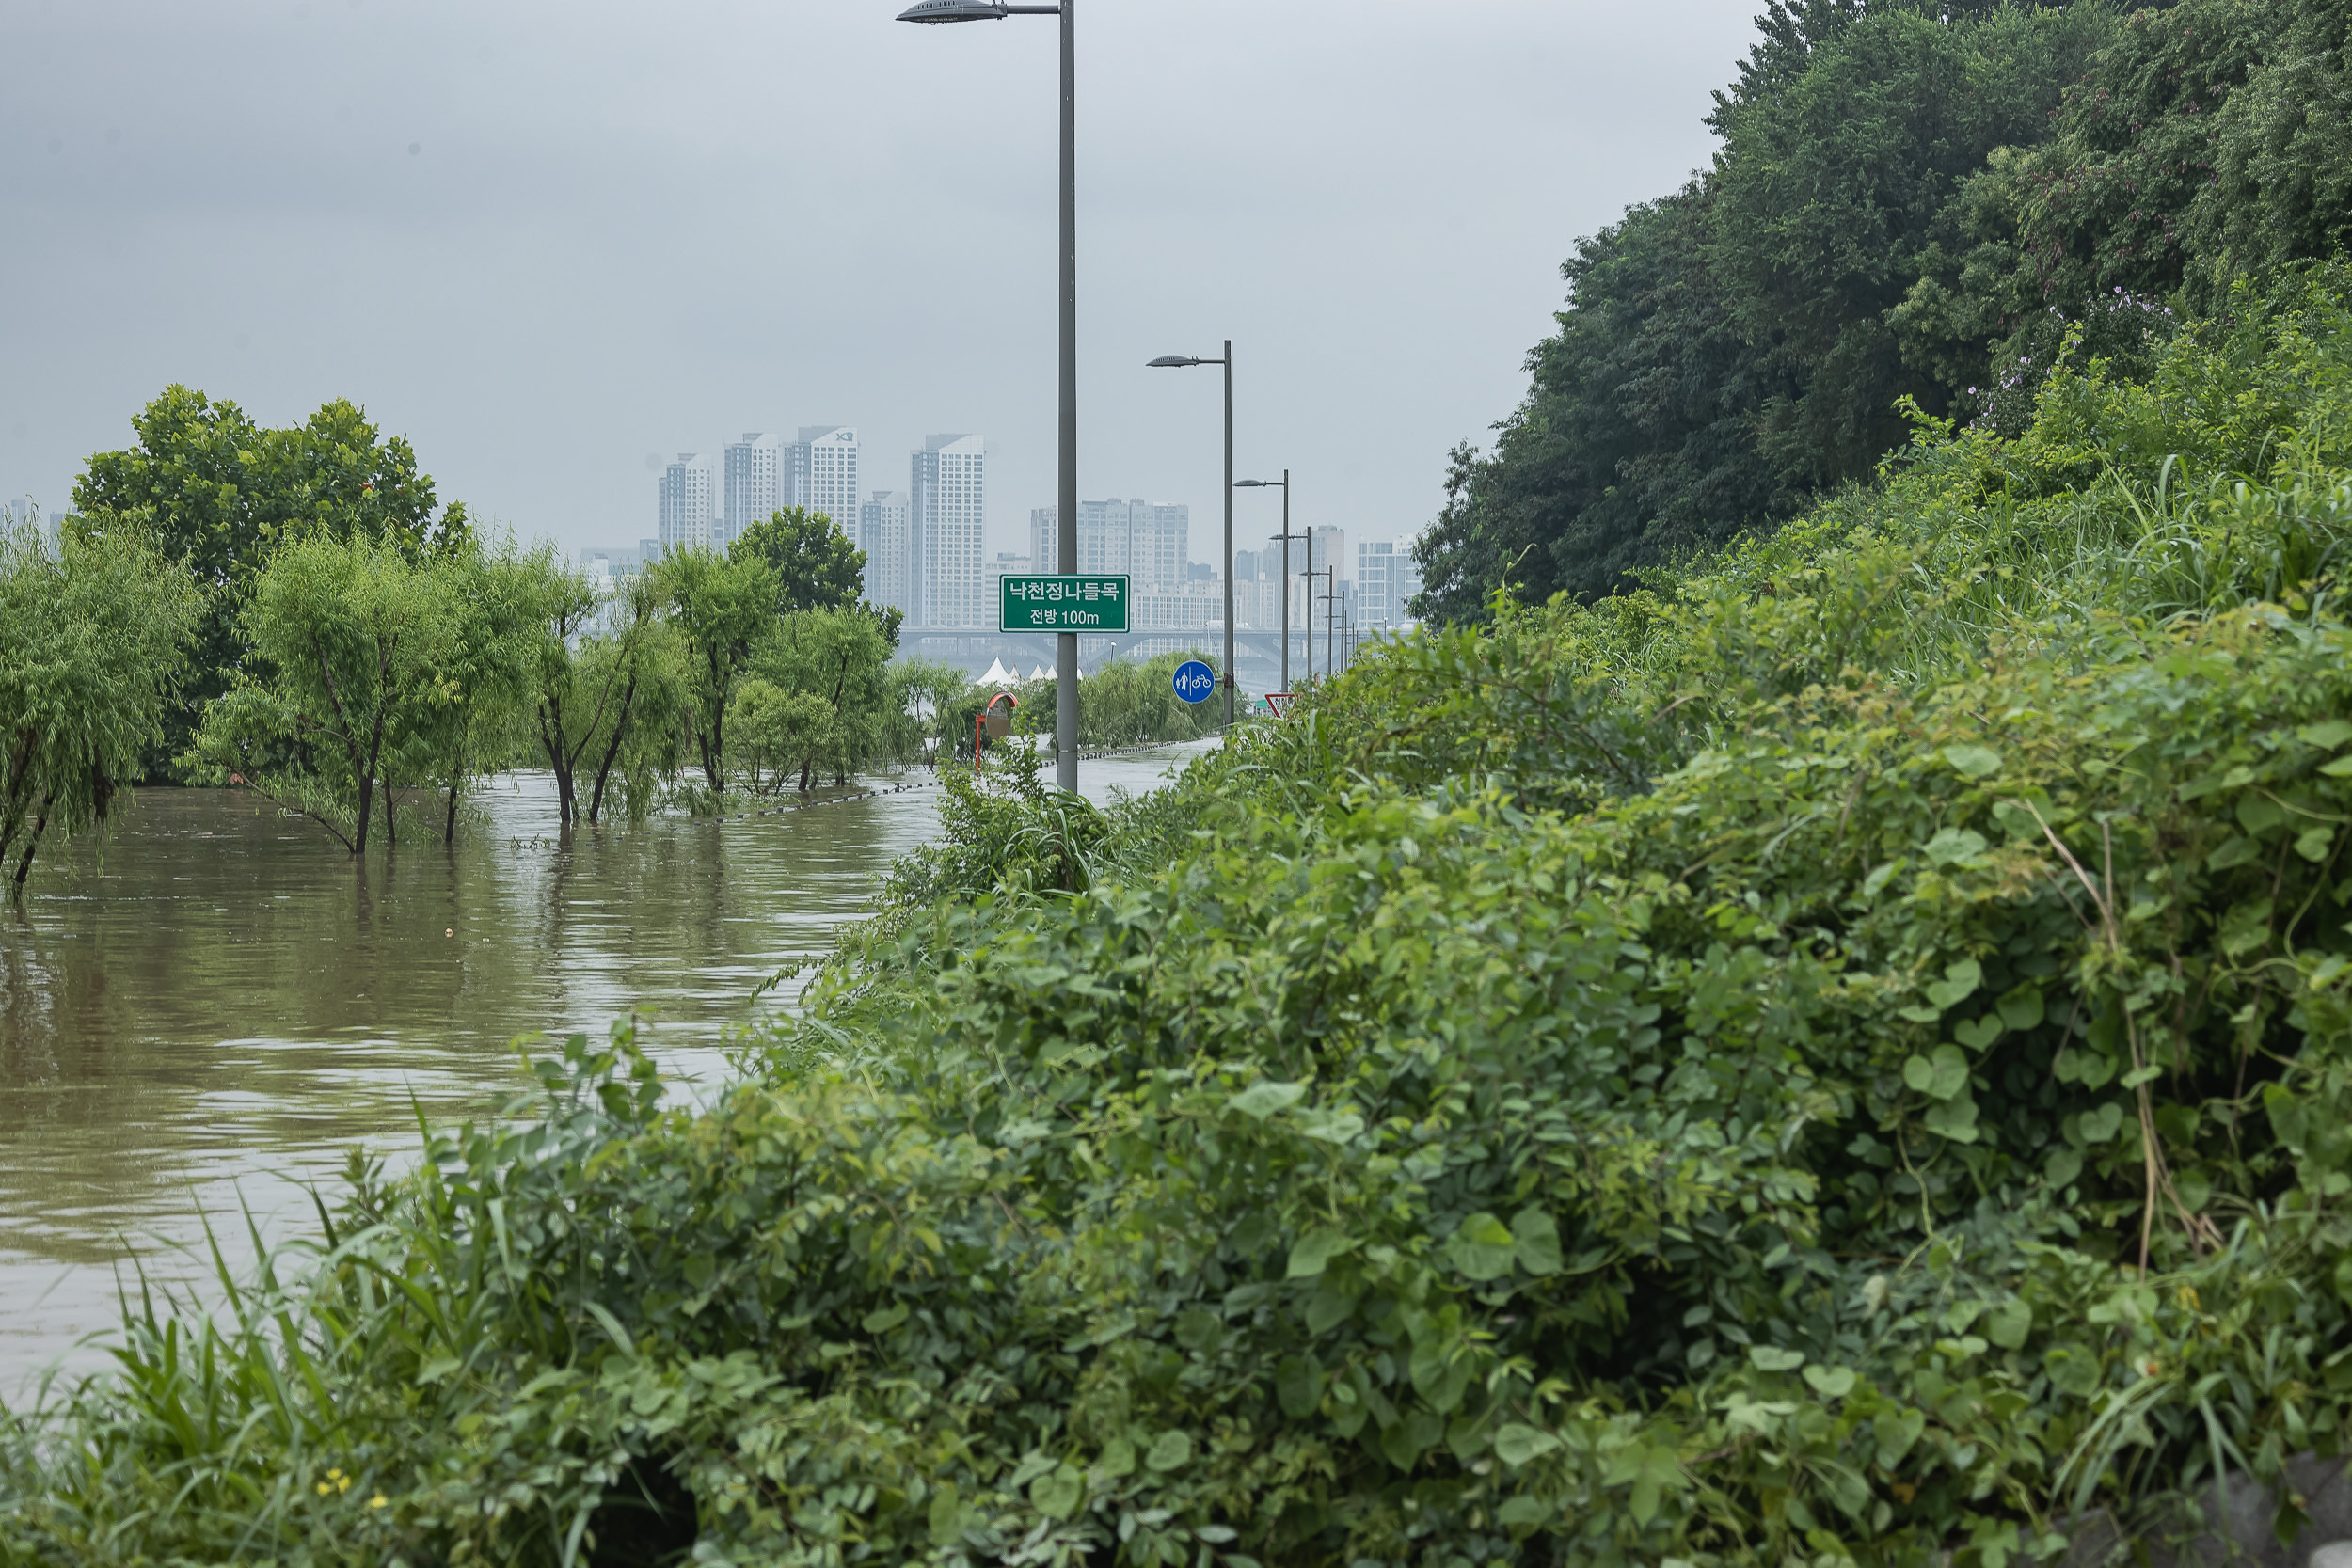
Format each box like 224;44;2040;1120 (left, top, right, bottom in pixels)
175;524;935;848
525;567;685;830
57;388;997;849
72;388;474;767
0;517;201;883
8;261;2351;1565
1416;0;2352;615
13;10;2349;1555
188;534;551;850
42;384;1230;862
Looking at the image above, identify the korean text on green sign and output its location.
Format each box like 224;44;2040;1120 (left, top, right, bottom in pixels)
997;574;1130;633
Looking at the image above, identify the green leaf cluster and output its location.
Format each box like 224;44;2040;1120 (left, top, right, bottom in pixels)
729;505;872;621
728;606;900;794
525;563;690;829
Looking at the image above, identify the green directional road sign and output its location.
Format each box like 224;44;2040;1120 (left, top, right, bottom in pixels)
997;574;1131;632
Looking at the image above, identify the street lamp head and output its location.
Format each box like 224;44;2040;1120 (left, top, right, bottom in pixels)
897;0;1008;21
1147;355;1202;368
1234;479;1274;488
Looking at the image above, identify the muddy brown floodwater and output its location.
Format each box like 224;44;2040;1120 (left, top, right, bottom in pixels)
0;745;1208;1396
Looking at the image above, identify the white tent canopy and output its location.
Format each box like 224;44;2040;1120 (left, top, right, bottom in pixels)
975;657;1013;689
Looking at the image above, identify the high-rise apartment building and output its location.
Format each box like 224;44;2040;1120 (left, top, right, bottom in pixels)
723;433;784;546
787;427;861;535
1026;499;1188;588
1354;540;1425;626
1030;508;1053;575
1396;546;1424;620
858;490;914;615
658;453;716;553
1130;501;1189;586
911;434;985;626
1307;524;1347;581
1357;540;1399;626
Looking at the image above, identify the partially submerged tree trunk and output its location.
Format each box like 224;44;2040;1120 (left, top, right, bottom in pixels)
444;740;465;844
696;644;730;796
587;671;639;826
441;689;474;845
353;738;379;851
1;726;42;865
312;630;396;854
543;706;577;825
12;793;52;886
799;650;855;795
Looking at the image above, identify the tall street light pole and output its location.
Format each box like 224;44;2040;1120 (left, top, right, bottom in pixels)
1293;520;1323;689
899;0;1080;793
1146;343;1232;726
1303;552;1315;687
1318;569;1340;677
1235;471;1299;697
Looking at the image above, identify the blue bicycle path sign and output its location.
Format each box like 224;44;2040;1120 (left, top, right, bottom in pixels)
1172;659;1216;704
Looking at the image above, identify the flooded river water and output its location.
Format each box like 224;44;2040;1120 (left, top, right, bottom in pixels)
0;747;1206;1395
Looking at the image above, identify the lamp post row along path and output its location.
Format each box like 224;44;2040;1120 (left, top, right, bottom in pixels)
903;0;1315;742
1236;472;1306;695
1145;345;1233;725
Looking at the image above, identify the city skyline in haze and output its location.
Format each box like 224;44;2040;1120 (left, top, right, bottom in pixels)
2;0;1762;564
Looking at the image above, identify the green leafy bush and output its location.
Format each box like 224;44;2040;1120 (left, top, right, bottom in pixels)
12;279;2352;1567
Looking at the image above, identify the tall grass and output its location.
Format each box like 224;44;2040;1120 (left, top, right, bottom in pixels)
1;1028;671;1566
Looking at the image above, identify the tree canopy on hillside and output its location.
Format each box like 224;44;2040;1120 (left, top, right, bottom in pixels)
1416;0;2352;619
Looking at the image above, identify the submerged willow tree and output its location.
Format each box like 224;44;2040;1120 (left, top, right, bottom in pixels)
656;545;778;799
525;564;687;827
0;516;201;885
730;605;898;793
187;532;461;852
404;541;558;842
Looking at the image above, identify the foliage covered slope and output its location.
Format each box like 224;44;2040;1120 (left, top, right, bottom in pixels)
1417;0;2352;615
8;279;2352;1566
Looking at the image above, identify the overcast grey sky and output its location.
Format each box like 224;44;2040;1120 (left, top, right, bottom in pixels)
2;0;1760;562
